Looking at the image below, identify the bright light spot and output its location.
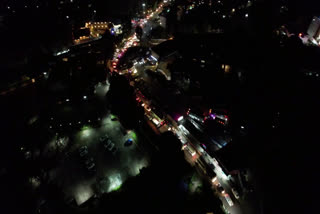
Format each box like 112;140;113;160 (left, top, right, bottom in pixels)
108;174;122;192
178;116;184;121
150;55;158;61
152;118;159;125
131;158;148;176
74;184;94;205
142;3;146;7
241;126;244;129
31;78;36;83
133;68;138;73
80;126;93;138
66;15;69;19
125;130;137;142
29;177;41;188
66;99;70;102
245;13;248;18
83;95;87;100
212;177;217;183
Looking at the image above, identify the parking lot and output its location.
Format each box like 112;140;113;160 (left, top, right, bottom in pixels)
48;113;150;205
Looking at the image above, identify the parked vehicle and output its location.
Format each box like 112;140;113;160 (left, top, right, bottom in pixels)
79;146;88;157
124;138;133;146
231;187;240;199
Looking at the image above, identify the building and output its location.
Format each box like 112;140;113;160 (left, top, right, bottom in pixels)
307;16;320;43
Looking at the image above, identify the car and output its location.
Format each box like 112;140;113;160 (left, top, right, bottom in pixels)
103;139;112;149
79;147;88;157
111;147;118;155
231;188;240;199
79;146;88;153
124;139;133;146
108;143;115;151
185;144;196;156
86;162;96;173
99;135;108;142
209;163;215;170
217;184;226;194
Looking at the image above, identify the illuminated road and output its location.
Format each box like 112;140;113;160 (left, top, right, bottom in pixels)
107;1;255;214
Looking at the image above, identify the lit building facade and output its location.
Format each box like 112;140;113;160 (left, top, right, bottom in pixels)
307;16;320;43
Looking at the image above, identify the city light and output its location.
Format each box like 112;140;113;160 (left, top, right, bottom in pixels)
178;116;184;121
108;174;122;192
133;68;138;73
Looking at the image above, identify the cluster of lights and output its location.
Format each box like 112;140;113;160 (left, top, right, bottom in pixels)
112;34;139;72
111;2;165;73
48;114;98;130
85;22;109;29
55;49;70;56
136;92;166;127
